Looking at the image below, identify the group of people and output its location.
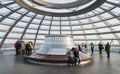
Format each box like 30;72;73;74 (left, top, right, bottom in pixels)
66;42;111;66
66;43;91;66
14;40;33;55
66;47;80;66
90;42;111;58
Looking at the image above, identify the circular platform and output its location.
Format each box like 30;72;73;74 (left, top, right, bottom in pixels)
24;35;92;65
24;53;68;63
24;53;92;65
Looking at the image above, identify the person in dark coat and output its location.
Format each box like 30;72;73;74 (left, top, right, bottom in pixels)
73;48;80;66
15;40;21;55
105;42;111;58
98;42;104;54
90;42;94;55
25;42;31;55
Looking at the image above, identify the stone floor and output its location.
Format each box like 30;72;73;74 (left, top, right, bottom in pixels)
0;51;120;74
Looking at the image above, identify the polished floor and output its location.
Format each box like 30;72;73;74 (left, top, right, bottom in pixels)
0;51;120;74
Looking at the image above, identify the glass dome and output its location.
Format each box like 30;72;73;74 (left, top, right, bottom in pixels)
0;0;120;51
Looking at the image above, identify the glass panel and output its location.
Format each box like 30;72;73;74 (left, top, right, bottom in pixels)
106;18;120;25
9;12;22;19
7;4;20;10
0;32;6;37
100;13;113;19
61;26;70;30
0;8;11;16
111;7;120;15
50;31;60;35
73;31;83;34
7;33;22;38
107;0;120;4
62;31;71;34
86;35;98;39
23;34;35;39
15;22;27;27
2;18;15;25
17;8;28;14
11;27;24;32
26;29;37;33
40;25;49;29
112;26;120;31
90;16;100;22
38;30;48;34
0;25;9;30
70;21;79;24
94;22;106;27
52;21;60;25
21;16;32;22
51;26;60;30
61;21;69;25
73;36;85;39
83;24;93;29
29;24;39;29
32;19;41;24
85;30;96;33
97;28;111;32
72;26;81;30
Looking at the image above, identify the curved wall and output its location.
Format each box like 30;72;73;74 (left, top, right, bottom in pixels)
37;35;75;55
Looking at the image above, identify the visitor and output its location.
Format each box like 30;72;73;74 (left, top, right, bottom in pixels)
105;42;111;58
73;48;80;66
14;40;18;55
25;42;30;55
90;42;94;55
98;42;104;54
25;41;33;55
29;41;33;54
14;40;21;55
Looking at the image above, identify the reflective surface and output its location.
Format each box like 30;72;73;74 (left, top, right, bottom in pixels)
37;35;75;55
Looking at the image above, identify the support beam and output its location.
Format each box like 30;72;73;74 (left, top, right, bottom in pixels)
106;1;120;7
99;7;120;20
68;17;73;36
48;17;53;35
20;14;37;40
33;16;45;50
60;17;61;35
